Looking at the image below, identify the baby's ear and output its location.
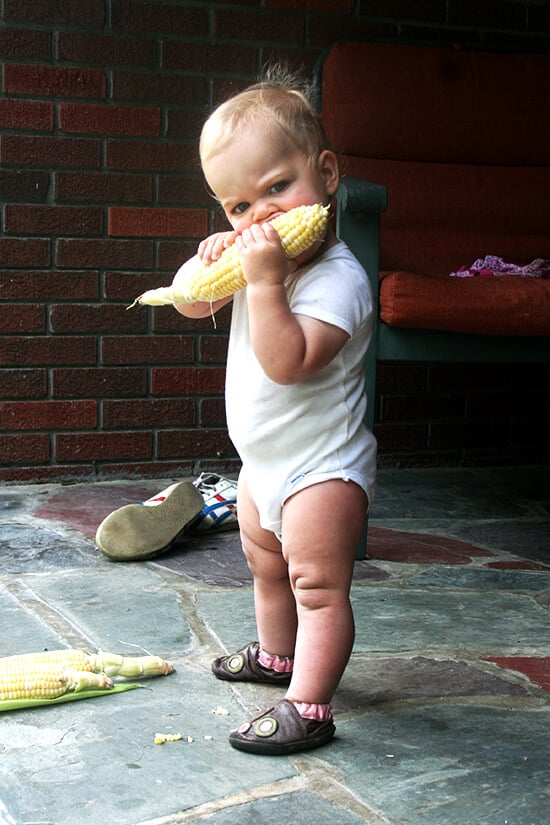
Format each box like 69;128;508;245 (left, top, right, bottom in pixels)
318;150;339;195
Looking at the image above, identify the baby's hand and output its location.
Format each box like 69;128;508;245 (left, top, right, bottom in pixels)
235;222;289;286
198;230;239;267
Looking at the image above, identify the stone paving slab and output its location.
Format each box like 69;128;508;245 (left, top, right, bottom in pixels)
197;583;550;657
0;661;297;825
149;788;372;825
323;704;550;825
334;656;531;712
0;523;105;573
1;466;549;825
21;567;193;655
408;566;550;592
0;582;62;653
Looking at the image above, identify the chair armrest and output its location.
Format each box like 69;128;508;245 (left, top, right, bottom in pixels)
336;176;388;216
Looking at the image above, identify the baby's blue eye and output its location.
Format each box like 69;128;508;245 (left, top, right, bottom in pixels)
233;202;249;215
269;181;287;194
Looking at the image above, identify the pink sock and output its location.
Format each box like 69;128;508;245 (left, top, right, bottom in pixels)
292;702;333;722
257;648;294;674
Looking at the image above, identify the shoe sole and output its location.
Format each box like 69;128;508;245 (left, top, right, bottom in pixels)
229;724;335;755
95;482;204;561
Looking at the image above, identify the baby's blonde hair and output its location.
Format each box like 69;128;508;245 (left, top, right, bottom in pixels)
200;66;330;167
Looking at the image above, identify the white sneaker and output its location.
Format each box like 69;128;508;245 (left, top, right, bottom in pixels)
189;473;238;532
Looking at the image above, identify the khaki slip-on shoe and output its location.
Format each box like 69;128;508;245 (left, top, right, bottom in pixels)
95;481;204;561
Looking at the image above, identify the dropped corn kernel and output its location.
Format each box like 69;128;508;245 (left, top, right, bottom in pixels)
213;706;229;716
154;732;183;745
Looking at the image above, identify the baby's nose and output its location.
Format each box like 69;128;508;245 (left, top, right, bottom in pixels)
253;204;278;225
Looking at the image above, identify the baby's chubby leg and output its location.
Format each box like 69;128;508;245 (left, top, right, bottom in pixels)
281;479;368;705
237;472;298;657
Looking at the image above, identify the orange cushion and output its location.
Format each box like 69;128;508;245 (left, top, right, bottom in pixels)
322;42;550;166
341;155;550;276
379;272;550;336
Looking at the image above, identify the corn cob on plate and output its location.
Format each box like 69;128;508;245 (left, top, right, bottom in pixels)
0;649;174;712
130;202;330;308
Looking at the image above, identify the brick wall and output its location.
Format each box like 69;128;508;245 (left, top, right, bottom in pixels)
1;0;549;482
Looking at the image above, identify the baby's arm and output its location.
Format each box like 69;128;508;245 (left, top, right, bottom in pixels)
239;223;348;384
174;229;238;318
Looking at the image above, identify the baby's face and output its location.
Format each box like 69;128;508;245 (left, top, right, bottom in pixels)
202;121;338;234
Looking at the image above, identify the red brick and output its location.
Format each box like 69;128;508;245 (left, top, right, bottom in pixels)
4;0;105;26
109;207;207;238
200;398;227;427
375;422;428;451
529;3;550;32
55;431;152;462
0;464;96;483
5;205;102;237
112;71;206;106
161;41;256;74
157;174;211;207
55;171;152;204
58;32;156;67
50;305;147;334
211;77;252;109
0;27;51;60
157;428;235;459
0;238;50;267
99;460;195;479
0;434;49;465
380;393;465;423
0;337;96;367
213;7;304;43
165;109;205;142
376;364;427;394
60;103;160;136
429;419;509;450
157;241;202;272
0;304;45;334
106;140;198;172
3;64;105;99
56;239;154;270
358;0;445;20
200;336;229;364
0;369;47;399
0;170;50;203
1;136;101;168
153;302;232;334
429;364;511;392
0;270;99;301
52;367;147;398
509;363;550;391
104;270;171;301
111;1;207;36
265;0;352;8
102;398;195;428
152;367;226;396
0;99;53;131
0;400;97;430
101;335;194;365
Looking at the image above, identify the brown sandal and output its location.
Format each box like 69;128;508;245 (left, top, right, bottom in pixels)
211;642;292;685
229;699;336;755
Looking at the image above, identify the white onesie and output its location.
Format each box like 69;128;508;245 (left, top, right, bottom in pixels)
225;240;377;535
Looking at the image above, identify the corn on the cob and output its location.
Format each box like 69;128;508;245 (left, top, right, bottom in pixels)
0;649;174;705
131;202;330;308
0;648;174;679
0;664;113;701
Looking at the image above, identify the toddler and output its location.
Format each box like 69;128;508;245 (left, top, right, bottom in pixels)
175;70;377;755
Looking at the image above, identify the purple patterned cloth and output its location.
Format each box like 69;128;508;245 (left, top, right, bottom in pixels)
450;256;550;278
